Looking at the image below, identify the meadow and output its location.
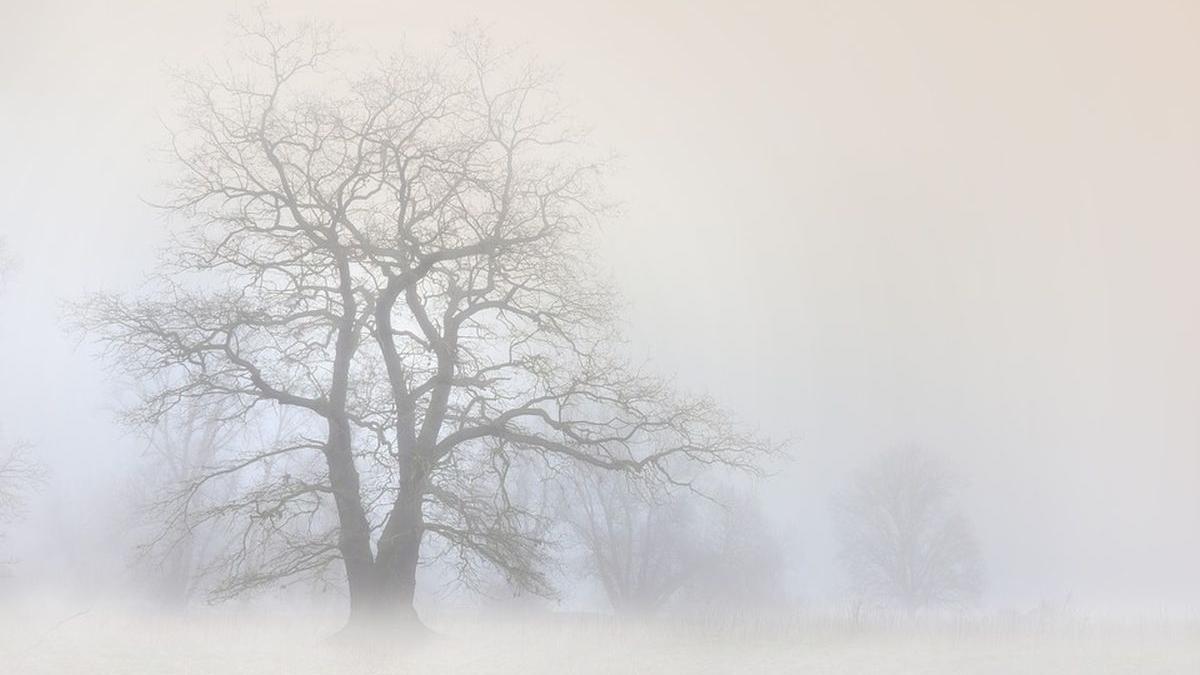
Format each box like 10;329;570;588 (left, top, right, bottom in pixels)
3;605;1196;674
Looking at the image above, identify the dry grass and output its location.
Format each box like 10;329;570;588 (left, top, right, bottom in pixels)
1;605;1197;674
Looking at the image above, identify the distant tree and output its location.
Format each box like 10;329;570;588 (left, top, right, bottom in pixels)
0;238;12;288
559;472;784;616
561;468;707;615
465;458;559;614
0;239;43;568
833;448;982;613
129;391;308;609
0;437;41;562
131;397;236;607
675;490;786;612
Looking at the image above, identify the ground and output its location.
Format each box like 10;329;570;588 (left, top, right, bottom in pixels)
1;607;1197;674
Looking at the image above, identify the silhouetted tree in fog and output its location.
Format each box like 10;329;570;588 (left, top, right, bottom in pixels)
833;448;982;613
80;14;771;630
128;390;307;608
562;473;784;615
0;239;43;568
561;469;706;615
0;436;40;568
0;238;12;288
131;396;235;607
675;490;786;612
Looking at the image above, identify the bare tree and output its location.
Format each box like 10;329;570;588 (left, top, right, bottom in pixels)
131;397;235;607
562;476;785;616
0;239;43;569
675;490;786;613
833;448;982;613
81;14;771;629
560;468;708;615
0;238;12;289
456;457;559;614
0;438;41;566
128;390;305;609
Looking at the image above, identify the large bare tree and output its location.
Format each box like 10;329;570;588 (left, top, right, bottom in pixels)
82;16;770;629
833;448;982;613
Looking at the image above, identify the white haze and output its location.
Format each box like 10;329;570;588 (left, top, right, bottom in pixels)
1;0;1198;672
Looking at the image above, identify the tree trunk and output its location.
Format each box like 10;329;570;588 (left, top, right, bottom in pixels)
323;415;379;624
371;458;426;627
324;243;391;629
365;276;429;629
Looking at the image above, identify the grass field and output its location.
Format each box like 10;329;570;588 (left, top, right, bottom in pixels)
2;606;1198;674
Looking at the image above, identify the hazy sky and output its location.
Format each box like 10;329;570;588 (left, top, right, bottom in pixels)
2;0;1199;610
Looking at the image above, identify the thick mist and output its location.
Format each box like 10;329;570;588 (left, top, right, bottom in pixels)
1;1;1198;672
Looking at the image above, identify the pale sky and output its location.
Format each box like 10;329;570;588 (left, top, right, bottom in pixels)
2;0;1199;610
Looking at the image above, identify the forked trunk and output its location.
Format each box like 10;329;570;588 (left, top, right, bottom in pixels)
324;415;379;622
367;466;426;628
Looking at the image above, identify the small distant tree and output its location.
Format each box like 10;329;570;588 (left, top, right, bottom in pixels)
0;438;41;560
561;468;707;615
560;473;783;616
0;238;12;288
675;491;786;612
0;238;9;316
833;448;982;613
464;459;559;614
0;239;43;568
130;396;236;607
129;391;310;608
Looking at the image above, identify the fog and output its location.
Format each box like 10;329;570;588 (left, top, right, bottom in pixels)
1;0;1198;672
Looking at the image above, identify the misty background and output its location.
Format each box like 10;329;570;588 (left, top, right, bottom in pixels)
1;0;1198;616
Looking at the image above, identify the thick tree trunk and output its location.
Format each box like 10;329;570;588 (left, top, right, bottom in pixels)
324;242;392;629
324;415;379;622
364;274;429;629
371;458;426;627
